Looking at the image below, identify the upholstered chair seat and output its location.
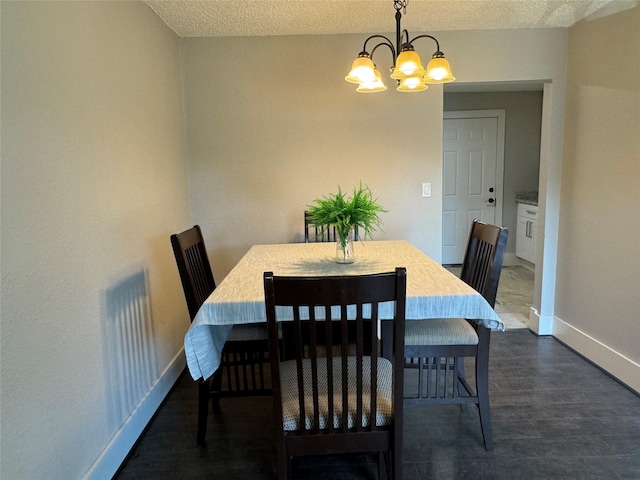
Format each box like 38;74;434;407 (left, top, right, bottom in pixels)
405;318;479;346
280;356;394;431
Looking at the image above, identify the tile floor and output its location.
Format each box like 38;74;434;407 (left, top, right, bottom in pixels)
493;266;534;330
447;265;534;330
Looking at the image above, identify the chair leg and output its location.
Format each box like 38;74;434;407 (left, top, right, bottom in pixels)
455;356;468;412
210;366;223;413
392;444;402;480
377;451;386;480
275;441;287;480
196;378;210;446
475;350;493;450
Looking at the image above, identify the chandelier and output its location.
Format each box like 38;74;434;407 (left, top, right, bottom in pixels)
345;0;455;93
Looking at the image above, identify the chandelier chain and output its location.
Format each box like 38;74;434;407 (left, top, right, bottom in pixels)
394;0;408;14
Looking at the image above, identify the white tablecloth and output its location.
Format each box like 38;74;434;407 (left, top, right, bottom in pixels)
184;240;503;380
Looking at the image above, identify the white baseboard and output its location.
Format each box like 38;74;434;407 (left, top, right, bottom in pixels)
527;307;553;335
82;349;187;480
553;316;640;394
502;252;519;267
503;253;535;271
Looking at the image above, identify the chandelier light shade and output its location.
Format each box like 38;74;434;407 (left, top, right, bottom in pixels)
425;53;455;83
356;67;388;93
390;48;426;79
345;54;377;84
346;0;455;93
397;76;428;92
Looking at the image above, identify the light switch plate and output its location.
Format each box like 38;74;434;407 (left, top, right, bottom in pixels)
422;182;431;197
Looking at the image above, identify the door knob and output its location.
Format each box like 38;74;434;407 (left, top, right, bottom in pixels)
487;198;495;204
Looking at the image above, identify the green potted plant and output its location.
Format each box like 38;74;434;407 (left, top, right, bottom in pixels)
306;183;387;263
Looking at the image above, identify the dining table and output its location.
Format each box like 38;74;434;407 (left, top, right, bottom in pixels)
184;240;504;381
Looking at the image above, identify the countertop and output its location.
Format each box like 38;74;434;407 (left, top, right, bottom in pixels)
515;191;538;206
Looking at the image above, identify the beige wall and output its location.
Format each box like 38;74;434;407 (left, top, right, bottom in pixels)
1;2;190;478
182;29;568;280
554;6;640;388
182;34;444;276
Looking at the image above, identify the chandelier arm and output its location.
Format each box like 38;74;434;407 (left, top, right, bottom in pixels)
370;41;397;70
362;35;395;55
408;34;441;53
401;29;411;48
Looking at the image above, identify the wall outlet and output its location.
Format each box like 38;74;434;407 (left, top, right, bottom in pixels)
422;182;431;198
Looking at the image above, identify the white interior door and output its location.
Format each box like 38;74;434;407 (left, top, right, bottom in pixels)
442;111;505;264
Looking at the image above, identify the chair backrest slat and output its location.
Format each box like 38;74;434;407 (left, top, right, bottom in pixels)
340;308;350;432
292;305;307;435
355;312;362;432
324;306;335;434
369;302;378;431
308;310;321;434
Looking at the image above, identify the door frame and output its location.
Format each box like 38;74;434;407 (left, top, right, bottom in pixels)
443;109;506;235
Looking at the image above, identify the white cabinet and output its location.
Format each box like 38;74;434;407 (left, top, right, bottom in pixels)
516;203;538;264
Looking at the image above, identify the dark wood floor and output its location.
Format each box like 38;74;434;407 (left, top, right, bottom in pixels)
115;331;640;479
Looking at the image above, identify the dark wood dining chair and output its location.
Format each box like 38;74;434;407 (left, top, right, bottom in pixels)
403;219;508;450
304;211;337;243
171;225;270;446
264;268;407;480
304;211;360;243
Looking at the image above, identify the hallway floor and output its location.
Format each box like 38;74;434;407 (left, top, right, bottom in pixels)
448;265;534;330
494;265;534;330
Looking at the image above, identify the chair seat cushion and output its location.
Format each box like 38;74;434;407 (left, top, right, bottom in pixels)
228;323;268;341
405;318;479;346
280;356;393;431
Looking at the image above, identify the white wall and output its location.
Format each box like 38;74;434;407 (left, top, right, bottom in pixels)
554;6;640;391
0;2;190;478
182;29;568;283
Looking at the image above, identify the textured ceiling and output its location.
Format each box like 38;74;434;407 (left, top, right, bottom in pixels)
144;0;627;37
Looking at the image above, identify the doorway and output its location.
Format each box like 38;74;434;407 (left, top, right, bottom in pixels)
441;82;560;335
